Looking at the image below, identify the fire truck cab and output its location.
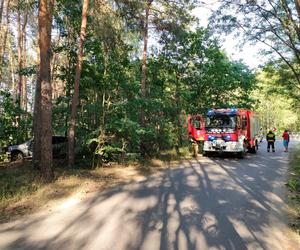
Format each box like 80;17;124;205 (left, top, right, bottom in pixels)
203;108;260;157
188;114;206;155
188;114;205;142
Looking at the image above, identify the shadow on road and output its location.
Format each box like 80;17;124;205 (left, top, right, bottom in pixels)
1;142;293;250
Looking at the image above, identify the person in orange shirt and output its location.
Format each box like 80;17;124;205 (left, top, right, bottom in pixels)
282;130;290;152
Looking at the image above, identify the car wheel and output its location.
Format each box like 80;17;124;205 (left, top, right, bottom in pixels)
12;152;24;161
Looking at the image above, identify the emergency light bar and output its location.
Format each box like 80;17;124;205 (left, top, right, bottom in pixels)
207;108;237;116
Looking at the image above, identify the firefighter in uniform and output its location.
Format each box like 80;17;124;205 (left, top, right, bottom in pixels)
266;130;276;152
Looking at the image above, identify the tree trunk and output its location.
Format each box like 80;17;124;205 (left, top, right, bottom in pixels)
17;1;22;107
21;5;28;110
141;1;150;102
34;0;54;182
294;0;300;21
51;33;61;99
33;49;41;169
175;73;182;156
0;0;10;80
68;0;89;167
139;0;152;157
22;34;27;111
0;0;5;25
16;0;29;110
8;42;15;94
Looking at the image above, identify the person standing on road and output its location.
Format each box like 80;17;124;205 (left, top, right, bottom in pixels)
282;129;290;152
266;130;276;152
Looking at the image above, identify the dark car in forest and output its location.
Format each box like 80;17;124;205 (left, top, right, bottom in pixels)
8;136;67;161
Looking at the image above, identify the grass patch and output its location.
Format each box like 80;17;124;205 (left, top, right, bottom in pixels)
157;146;193;162
287;144;300;234
0;161;41;202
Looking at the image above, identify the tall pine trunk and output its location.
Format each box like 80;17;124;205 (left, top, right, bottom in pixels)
140;0;152;157
16;1;28;110
17;2;22;107
21;7;28;110
0;0;10;80
34;0;54;182
68;0;89;167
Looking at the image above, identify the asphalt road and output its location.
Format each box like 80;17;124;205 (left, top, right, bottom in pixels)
1;140;300;250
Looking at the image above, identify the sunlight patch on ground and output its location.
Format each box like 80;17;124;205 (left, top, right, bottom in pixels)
228;217;263;250
59;195;81;210
262;190;284;204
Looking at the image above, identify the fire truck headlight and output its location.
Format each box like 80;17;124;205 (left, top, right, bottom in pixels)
225;135;231;141
208;135;215;141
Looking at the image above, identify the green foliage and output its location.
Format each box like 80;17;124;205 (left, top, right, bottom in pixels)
254;67;300;132
95;145;124;163
158;28;256;113
262;61;300;106
210;1;300;104
49;1;256;163
287;178;300;192
1;0;298;167
51;10;256;160
0;91;32;149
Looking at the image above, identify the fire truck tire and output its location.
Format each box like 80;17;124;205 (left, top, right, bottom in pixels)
249;141;258;154
237;151;245;159
248;147;254;154
238;142;247;158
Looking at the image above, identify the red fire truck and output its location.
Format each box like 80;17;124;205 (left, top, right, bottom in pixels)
188;108;260;158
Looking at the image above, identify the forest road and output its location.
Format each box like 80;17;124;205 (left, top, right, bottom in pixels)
1;140;300;250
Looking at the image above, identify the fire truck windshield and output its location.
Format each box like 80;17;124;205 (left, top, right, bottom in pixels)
206;115;236;128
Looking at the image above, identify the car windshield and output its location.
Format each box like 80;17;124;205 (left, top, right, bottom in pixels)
206;115;236;128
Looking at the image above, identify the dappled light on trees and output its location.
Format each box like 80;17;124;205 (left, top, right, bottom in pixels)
0;0;299;171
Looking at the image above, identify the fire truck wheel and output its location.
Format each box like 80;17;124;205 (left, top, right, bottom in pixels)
237;151;245;159
249;142;258;154
238;143;247;158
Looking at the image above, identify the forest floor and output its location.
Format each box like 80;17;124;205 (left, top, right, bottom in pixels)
0;148;192;223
